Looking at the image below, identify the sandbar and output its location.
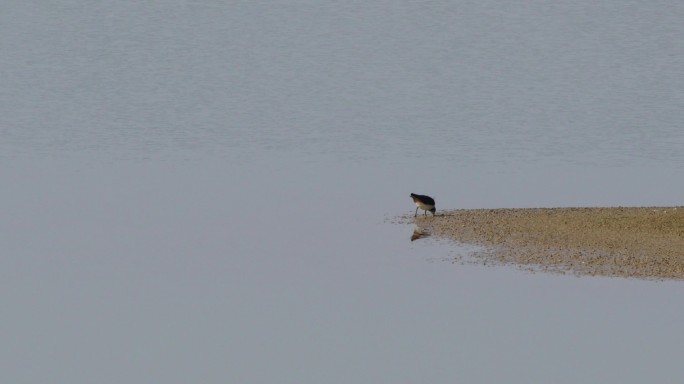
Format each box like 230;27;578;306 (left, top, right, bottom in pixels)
409;206;684;279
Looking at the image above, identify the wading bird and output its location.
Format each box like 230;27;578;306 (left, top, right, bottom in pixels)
410;193;436;217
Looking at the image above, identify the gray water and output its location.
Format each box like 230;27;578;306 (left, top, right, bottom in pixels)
2;1;684;383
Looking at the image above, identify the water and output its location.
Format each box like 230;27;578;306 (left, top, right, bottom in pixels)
2;1;684;383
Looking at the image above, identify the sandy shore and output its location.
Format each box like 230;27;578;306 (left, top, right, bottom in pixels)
409;206;684;279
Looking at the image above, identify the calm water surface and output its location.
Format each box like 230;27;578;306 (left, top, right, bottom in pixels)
2;1;683;383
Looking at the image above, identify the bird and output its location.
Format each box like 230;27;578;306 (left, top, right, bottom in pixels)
410;193;436;217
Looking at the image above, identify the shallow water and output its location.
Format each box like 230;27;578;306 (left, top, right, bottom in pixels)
2;1;684;383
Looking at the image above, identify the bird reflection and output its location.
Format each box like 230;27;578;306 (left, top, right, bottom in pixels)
411;225;429;241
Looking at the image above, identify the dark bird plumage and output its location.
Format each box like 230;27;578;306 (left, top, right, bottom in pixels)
410;193;436;217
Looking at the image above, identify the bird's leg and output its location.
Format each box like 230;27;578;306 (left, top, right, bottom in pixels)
415;207;418;217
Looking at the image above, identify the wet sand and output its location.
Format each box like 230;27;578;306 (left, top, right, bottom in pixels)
409;207;684;279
